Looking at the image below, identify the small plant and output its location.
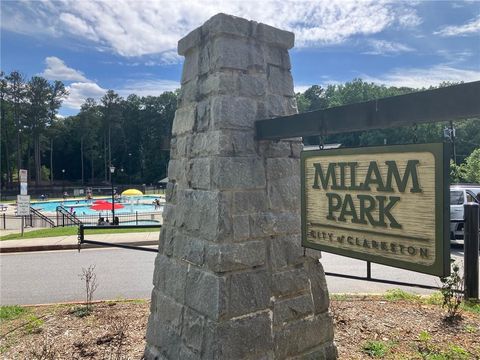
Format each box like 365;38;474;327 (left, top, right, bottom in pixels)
24;315;44;334
70;306;91;318
0;305;26;320
446;344;470;359
464;324;477;333
385;288;420;301
362;340;391;358
80;264;99;312
439;261;464;321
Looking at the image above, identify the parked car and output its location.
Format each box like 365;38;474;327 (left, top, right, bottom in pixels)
450;184;480;245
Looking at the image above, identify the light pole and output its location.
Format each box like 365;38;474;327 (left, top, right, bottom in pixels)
61;169;65;198
110;165;116;224
128;153;132;184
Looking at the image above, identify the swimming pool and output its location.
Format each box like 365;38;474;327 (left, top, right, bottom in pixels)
31;195;164;215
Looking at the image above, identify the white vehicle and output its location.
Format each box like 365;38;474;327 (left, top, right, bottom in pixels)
450;184;480;244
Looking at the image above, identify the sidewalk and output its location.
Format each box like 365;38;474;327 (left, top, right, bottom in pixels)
0;232;159;253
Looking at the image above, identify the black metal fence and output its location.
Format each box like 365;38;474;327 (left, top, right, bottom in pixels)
1;211;162;230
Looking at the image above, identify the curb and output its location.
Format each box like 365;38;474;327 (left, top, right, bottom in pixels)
0;241;158;254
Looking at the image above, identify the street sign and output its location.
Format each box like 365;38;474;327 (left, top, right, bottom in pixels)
301;143;449;277
19;169;28;183
17;195;31;216
19;169;28;195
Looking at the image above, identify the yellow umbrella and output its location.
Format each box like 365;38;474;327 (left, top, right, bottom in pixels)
121;188;143;196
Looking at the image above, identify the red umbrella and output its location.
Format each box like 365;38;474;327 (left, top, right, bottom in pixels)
90;202;124;211
93;200;109;204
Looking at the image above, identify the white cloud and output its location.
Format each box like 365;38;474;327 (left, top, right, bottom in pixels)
294;84;313;94
434;16;480;37
63;82;106;109
1;0;422;61
363;39;414;55
117;79;180;98
361;65;480;88
40;56;89;81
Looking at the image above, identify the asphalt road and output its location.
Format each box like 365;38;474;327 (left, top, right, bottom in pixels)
0;246;467;305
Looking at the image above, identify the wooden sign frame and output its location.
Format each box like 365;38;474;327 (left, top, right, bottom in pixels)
301;143;450;277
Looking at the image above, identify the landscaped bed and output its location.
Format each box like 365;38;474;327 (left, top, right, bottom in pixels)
1;291;479;359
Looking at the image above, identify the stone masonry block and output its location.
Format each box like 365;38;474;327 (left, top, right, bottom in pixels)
181;49;199;84
146;291;184;358
211;95;258;130
207;312;273;359
233;190;268;214
273;293;314;325
268;235;304;270
203;13;251;40
271;268;309;298
172;105;196;136
304;258;330;314
205;241;266;273
211;37;250;71
185;267;227;320
289;343;338;360
165;182;177;203
266;158;299;180
256;22;294;49
178;78;198;105
265;47;291;70
274;313;335;358
268;65;294;97
152;254;188;303
167;158;188;186
195;99;211;132
199;72;237;98
182;308;205;354
173;234;205;266
238;73;267;98
267;176;300;210
227;270;270;318
212;157;266;190
174;189;232;242
249;212;300;238
179;345;200;360
232;214;250;242
190;130;256;157
258;140;291;158
178;27;201;56
188;158;211;190
146;313;181;359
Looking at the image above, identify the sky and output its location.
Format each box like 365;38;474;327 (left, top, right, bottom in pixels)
1;0;479;117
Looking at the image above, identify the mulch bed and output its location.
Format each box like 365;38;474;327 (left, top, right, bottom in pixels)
1;297;479;359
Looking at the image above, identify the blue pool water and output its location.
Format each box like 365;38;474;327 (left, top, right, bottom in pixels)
31;195;163;215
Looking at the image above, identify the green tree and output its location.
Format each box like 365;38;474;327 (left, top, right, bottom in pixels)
459;148;480;183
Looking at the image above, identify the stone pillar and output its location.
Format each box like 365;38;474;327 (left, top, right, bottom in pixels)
145;13;336;360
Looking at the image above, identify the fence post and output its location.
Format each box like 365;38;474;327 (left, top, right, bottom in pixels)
464;202;479;300
136;211;138;225
2;213;5;229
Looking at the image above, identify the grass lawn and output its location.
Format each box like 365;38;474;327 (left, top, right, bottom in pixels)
0;226;159;241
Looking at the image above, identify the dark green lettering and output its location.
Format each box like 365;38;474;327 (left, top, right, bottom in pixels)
356;194;379;226
313;163;337;190
385;160;421;193
326;193;342;220
362;161;386;191
377;196;402;229
338;194;359;223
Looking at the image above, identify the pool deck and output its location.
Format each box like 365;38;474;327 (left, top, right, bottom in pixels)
0;231;159;253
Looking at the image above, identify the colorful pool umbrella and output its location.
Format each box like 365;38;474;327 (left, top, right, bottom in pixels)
121;188;143;196
90;202;124;211
93;199;109;204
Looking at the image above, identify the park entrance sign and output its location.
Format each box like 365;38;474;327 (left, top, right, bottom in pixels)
301;143;449;277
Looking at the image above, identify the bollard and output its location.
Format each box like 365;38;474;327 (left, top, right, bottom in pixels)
464;202;479;300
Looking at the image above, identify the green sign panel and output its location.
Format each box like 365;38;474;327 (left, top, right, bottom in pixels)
301;143;450;277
